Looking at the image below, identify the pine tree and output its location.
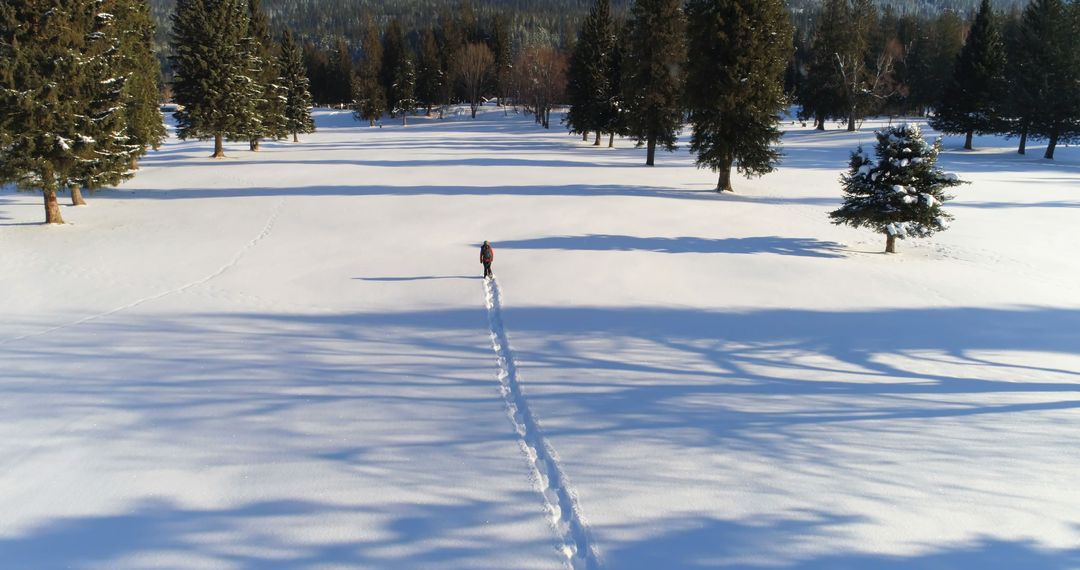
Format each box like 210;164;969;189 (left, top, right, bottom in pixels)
279;30;315;142
0;0;100;222
830;124;964;253
353;17;385;126
393;50;417;125
415;28;443;116
329;37;354;106
1014;0;1080;159
437;9;465;113
170;0;260;158
930;0;1007;150
801;0;853;129
490;14;513;107
622;0;686;165
65;0;136;205
245;0;287;151
1001;9;1035;154
685;0;793;192
565;0;617;144
381;19;408;118
115;0;166;169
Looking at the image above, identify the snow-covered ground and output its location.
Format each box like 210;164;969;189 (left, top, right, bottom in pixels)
2;107;1078;569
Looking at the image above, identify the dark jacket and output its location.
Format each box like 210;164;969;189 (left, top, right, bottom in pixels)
480;243;493;263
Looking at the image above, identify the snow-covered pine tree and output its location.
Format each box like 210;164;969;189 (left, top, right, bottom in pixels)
381;20;408;118
170;0;260;158
116;0;166;168
352;18;385;126
65;0;137;206
930;0;1007;151
0;0;99;223
245;0;287;151
622;0;685;165
684;0;792;192
830;124;965;253
393;52;417;125
278;30;315;142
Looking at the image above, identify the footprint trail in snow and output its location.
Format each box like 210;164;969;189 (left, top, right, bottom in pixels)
484;277;600;570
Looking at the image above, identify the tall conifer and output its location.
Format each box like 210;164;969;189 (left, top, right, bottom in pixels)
685;0;793;192
565;0;617;144
116;0;166;168
623;0;686;165
353;17;385;126
245;0;287;151
930;0;1007;150
1015;0;1080;159
279;30;315;142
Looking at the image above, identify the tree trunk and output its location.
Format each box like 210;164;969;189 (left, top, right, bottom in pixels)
885;234;897;254
42;164;64;224
369;118;375;127
608;132;614;148
1044;127;1059;159
594;131;601;146
403;115;407;126
426;105;432;117
293;132;299;143
582;132;588;141
716;155;734;192
130;158;139;171
471;103;477;118
250;139;260;152
1018;127;1027;155
212;133;225;158
964;129;973;150
815;113;825;131
646;136;656;166
847;111;856;132
70;184;86;206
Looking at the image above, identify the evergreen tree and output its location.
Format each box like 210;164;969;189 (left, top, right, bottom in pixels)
685;0;793;192
490;14;513;106
1001;8;1035;154
66;0;136;205
565;0;617;144
353;17;385;126
393;49;417;124
415;28;443;115
1;0;106;222
329;37;354;106
801;0;853;129
622;0;686;165
170;0;260;157
279;30;315;142
830;124;964;253
1014;0;1080;159
245;0;287;151
437;8;465;112
930;0;1007;150
381;19;408;117
116;0;166;169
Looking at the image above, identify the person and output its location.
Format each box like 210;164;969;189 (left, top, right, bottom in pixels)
480;240;494;278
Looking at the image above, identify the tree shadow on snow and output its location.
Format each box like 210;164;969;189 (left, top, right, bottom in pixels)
491;234;846;258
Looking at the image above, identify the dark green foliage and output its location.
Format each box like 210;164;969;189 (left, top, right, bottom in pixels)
490;14;512;106
906;10;965;114
352;17;385;125
622;0;685;165
170;0;261;155
1012;0;1080;159
246;0;288;149
279;29;315;140
929;0;1007;149
437;8;465;107
381;19;409;117
684;0;793;192
116;0;167;160
0;0;126;221
830;124;964;252
415;28;443;114
328;36;354;105
565;0;618;140
800;0;855;128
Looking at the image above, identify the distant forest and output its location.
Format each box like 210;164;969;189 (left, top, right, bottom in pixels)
148;0;1028;50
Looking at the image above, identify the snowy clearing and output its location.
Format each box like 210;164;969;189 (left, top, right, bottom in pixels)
1;107;1079;569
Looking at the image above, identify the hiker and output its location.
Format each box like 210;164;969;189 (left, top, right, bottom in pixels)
480;241;494;278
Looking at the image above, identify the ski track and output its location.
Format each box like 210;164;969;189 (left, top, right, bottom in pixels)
484;277;601;570
0;197;287;346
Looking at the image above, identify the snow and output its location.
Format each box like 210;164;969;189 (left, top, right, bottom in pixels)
2;108;1079;568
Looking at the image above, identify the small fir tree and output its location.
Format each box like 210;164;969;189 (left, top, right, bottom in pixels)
622;0;686;165
930;0;1007;150
685;0;793;192
830;124;965;253
278;30;315;142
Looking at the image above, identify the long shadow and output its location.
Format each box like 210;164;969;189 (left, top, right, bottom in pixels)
492;234;846;258
354;275;482;281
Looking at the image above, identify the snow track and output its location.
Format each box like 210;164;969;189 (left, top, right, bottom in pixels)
0;197;287;346
484;277;600;570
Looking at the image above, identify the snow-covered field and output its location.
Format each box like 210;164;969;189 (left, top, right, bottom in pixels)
2;107;1079;569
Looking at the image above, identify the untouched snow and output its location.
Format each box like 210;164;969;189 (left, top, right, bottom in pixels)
1;108;1079;569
